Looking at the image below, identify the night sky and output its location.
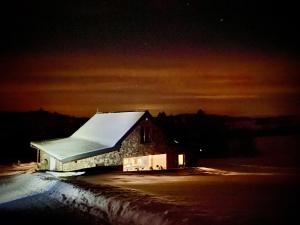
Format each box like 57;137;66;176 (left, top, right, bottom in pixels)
0;0;299;116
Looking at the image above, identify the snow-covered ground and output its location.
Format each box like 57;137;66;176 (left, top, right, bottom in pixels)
0;172;185;225
78;164;300;225
0;183;104;225
0;173;57;204
0;173;107;225
1;162;299;225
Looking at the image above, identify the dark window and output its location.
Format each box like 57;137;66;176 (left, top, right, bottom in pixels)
140;126;152;143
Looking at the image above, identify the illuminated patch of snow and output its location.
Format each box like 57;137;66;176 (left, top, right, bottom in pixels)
197;167;276;176
0;172;177;224
0;173;57;204
47;171;85;177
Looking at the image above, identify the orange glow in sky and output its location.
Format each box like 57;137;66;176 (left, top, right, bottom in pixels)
0;49;299;117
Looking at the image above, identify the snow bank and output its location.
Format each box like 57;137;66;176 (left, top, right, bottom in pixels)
0;173;209;225
0;173;57;204
48;181;184;225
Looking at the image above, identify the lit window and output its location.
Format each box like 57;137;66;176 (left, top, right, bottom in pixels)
178;154;184;166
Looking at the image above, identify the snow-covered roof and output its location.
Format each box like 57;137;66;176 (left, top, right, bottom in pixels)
31;111;147;162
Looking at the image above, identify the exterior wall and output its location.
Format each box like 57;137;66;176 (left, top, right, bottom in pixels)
39;151;63;171
61;157;96;171
115;119;173;164
55;160;63;171
39;151;50;170
39;118;178;171
63;119;176;171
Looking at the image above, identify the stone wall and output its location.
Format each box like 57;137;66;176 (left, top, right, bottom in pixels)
61;157;96;171
39;150;63;171
39;150;50;170
39;118;176;171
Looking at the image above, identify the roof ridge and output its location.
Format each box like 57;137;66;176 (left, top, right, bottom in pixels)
96;111;146;114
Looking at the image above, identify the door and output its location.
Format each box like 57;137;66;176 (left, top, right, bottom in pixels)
49;157;56;171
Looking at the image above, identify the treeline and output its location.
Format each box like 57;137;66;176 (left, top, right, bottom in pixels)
0;110;87;164
0;109;299;164
155;110;300;162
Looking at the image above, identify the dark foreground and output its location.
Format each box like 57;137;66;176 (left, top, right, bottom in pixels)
0;193;107;225
1;164;300;225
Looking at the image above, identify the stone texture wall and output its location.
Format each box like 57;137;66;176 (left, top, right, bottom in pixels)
39;118;177;171
61;157;96;171
39;150;50;170
39;150;63;171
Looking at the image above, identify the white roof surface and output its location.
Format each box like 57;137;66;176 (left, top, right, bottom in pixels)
31;112;146;162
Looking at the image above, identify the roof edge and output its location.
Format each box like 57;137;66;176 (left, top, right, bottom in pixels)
95;110;147;114
30;140;115;163
60;146;116;163
115;111;152;145
30;141;64;161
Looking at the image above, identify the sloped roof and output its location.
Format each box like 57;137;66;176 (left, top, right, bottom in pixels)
31;111;147;162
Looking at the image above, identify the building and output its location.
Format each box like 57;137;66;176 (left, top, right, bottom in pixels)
30;111;184;171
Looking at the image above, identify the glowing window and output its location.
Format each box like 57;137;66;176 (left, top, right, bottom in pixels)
123;154;166;171
178;154;184;166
